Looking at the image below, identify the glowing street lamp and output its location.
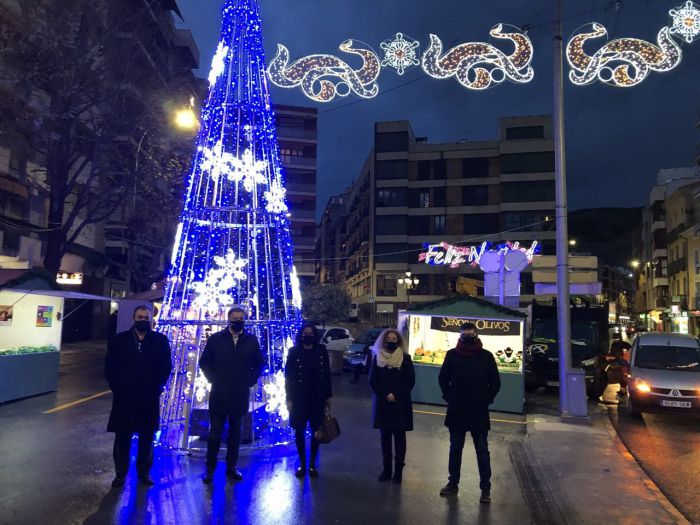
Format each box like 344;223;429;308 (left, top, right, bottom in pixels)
398;271;420;307
631;260;640;269
174;107;199;130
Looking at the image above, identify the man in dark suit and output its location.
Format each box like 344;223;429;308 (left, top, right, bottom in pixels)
200;306;264;483
105;305;172;488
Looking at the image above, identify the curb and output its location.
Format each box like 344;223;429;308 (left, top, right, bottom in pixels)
601;406;691;524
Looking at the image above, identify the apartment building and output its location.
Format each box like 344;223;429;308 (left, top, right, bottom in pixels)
332;115;557;321
636;166;700;332
275;105;318;285
316;192;349;285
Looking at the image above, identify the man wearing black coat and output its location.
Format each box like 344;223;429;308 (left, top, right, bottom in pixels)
200;307;264;483
438;322;501;502
105;305;172;488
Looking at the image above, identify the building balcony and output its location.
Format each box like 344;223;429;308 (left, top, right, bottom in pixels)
652;249;668;260
668;257;687;276
277;128;317;141
653;276;668;287
651;220;666;232
280;155;316;168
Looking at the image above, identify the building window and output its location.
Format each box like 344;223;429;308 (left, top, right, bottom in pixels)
408;216;431;235
500;152;555;174
501;180;555;202
376;188;406;207
375;216;407;235
433;186;446;207
377;274;398;296
376;160;408;180
463;214;499;234
463;185;488;205
501;210;550;231
506;126;545;140
462;157;490;178
375;243;408;263
376;131;409;153
433;215;446;235
418;160;431;180
418;191;430;208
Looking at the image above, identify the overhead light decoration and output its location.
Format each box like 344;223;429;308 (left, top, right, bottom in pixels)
381;32;420;75
190;249;248;315
267;40;381;102
566;22;683;87
421;24;534;90
669;0;700;43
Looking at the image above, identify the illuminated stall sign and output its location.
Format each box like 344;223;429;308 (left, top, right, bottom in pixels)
431;316;521;336
418;240;539;268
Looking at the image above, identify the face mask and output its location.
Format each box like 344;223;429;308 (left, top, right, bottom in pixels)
385;341;399;352
302;335;315;346
461;334;477;344
134;320;151;332
230;320;245;332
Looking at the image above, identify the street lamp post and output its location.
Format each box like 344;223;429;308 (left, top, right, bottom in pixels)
398;271;420;308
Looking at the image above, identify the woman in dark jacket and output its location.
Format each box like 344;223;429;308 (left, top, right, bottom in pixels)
285;322;332;478
369;328;415;484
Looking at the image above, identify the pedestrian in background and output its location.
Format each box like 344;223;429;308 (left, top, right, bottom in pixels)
369;328;415;485
105;305;172;488
200;307;264;484
438;322;500;502
285;322;332;478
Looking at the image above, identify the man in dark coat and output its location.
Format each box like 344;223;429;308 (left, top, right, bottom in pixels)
105;305;172;488
438;322;501;502
200;306;264;483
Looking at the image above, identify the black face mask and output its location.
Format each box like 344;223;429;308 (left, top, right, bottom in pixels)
461;334;477;344
385;341;399;352
302;335;315;346
134;320;151;333
230;320;245;332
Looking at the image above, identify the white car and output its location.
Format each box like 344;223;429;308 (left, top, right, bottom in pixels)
627;332;700;418
317;326;353;353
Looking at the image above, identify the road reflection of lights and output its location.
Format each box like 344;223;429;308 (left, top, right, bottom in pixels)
259;471;294;519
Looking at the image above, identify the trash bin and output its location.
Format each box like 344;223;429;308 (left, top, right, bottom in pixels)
566;368;588;417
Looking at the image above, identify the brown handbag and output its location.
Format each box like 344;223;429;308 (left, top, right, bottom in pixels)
314;413;341;444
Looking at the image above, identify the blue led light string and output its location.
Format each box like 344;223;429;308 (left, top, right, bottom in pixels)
158;0;301;450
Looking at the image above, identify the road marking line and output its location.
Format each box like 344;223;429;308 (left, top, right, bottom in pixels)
43;390;111;414
413;408;526;425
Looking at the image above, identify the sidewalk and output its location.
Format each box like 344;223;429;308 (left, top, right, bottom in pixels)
525;405;689;524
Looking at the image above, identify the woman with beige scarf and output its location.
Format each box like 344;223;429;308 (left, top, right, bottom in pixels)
368;329;415;484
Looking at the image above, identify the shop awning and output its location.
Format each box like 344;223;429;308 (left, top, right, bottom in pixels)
404;295;527;321
3;288;116;302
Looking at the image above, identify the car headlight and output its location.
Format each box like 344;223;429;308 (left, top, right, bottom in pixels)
631;377;651;393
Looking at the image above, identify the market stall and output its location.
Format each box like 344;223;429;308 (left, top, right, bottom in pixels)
399;296;526;414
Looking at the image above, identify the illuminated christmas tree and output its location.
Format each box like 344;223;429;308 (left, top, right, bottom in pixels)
158;0;302;450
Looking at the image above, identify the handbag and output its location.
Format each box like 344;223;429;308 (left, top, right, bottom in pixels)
314;413;341;444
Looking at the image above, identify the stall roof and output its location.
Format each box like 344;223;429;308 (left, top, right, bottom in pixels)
405;295;527;321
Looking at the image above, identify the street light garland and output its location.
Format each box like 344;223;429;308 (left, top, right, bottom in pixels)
265;1;698;101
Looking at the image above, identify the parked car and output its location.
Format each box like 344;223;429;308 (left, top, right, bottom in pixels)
626;332;700;418
343;328;382;372
317;326;353;353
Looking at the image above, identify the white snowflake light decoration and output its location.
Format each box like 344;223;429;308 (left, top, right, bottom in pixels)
190;249;248;314
264;178;288;214
199;141;237;183
263;370;289;421
194;370;212;404
669;1;700;43
290;266;302;310
381;33;420;75
230;149;269;192
209;41;230;86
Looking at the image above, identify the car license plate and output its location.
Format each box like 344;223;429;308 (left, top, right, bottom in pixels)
546;380;559;387
661;400;691;408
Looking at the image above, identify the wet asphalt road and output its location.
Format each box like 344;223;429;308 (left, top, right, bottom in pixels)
1;342;535;525
527;386;700;524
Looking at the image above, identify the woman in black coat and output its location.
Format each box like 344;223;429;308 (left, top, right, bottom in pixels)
285;322;332;478
369;328;415;484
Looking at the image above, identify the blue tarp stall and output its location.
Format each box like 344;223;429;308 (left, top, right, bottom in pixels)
398;296;527;414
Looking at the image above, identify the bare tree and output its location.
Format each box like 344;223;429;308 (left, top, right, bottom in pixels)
0;0;188;279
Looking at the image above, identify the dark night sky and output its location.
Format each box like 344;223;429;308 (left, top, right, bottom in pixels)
176;0;700;218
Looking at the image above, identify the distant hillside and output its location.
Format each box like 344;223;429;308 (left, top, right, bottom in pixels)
568;207;642;268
